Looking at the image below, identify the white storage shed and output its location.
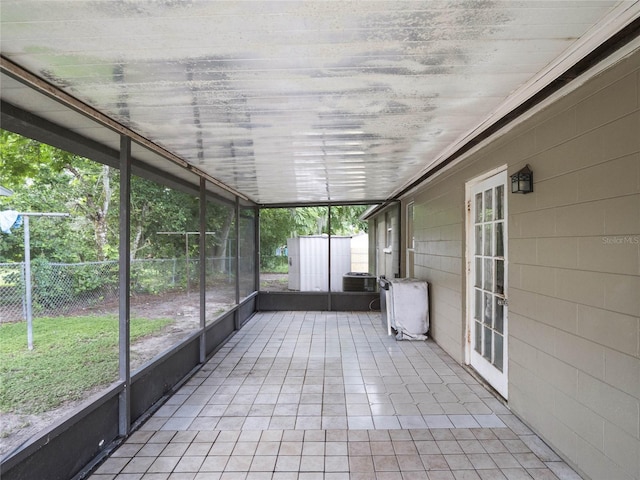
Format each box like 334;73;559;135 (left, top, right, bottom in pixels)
287;235;352;292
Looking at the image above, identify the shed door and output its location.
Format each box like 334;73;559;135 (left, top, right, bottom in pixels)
468;171;508;399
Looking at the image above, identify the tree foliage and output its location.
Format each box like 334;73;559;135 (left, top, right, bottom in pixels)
0;130;67;186
0;131;202;263
1;130;369;270
129;176;201;260
1;132;107;262
259;206;368;270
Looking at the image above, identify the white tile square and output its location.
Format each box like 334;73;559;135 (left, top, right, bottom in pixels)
297;404;322;416
373;416;402;429
324;456;349;472
295;416;322;430
215;417;245;430
299;455;324;472
160;417;194;431
242;417;271;430
473;414;507;428
423;415;455;429
200;455;230;472
348;416;375;429
398;416;427;429
249;455;277;471
448;415;481;428
273;404;298;416
225;455;253;472
322;416;348;430
269;416;297;430
275;455;301;471
347;404;372;416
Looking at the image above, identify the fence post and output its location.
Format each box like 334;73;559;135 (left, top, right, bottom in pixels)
172;258;176;287
15;212;70;347
23;216;34;350
20;262;27;325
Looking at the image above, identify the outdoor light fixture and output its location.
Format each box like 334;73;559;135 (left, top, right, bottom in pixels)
511;164;533;194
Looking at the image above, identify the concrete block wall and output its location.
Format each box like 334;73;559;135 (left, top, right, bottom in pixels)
399;48;640;480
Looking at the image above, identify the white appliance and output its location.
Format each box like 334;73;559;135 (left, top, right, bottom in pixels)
384;278;429;340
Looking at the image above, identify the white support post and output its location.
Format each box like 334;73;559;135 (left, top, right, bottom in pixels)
23;216;33;350
16;212;69;350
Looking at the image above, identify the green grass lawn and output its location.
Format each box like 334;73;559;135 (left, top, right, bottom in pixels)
0;315;171;415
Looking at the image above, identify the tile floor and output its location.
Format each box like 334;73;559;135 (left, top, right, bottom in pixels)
89;311;584;480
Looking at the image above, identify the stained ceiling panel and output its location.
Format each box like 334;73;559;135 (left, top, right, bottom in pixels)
1;1;638;205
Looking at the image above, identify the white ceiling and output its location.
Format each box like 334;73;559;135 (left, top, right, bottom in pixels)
1;1;639;205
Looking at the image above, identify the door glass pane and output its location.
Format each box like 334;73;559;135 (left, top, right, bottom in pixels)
474;289;482;320
483;224;492;256
484;189;493;222
475;321;482;353
483;258;492;291
496;185;504;220
483;326;492;360
483;292;492;325
475;193;483;223
496;222;504;257
494;297;504;333
475;257;481;287
475;225;482;255
495;260;504;294
494;333;504;371
495;259;504;294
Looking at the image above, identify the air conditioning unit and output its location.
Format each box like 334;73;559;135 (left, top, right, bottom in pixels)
342;272;377;292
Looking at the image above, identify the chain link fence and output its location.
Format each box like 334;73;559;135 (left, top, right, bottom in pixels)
0;263;25;322
0;257;233;323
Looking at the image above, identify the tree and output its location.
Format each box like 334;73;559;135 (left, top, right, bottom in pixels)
1;130;117;262
0;130;67;187
129;176;200;260
204;200;234;274
328;205;368;236
2;130;369;271
1;132;203;263
64;161;115;261
259;206;368;270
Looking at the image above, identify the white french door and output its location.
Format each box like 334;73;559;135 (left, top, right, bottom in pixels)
467;170;508;399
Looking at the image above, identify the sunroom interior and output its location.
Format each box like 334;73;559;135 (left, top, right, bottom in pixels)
1;2;639;480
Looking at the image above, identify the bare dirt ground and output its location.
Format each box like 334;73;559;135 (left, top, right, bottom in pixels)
259;272;289;292
0;286;236;458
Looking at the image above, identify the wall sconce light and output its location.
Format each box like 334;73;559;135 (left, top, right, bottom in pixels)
511;164;533;194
